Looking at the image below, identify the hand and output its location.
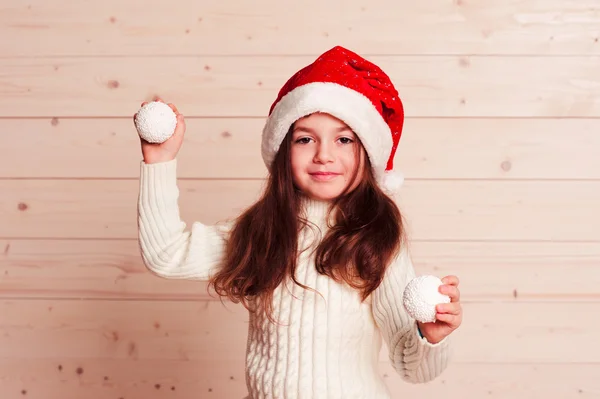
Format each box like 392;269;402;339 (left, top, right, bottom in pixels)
416;275;462;344
134;97;186;164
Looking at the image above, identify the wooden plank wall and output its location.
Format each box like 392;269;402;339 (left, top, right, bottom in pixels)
1;0;599;397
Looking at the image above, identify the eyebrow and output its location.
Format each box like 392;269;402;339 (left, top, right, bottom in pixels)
292;126;352;134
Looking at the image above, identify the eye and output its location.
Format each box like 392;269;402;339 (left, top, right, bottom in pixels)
294;137;313;144
338;137;354;144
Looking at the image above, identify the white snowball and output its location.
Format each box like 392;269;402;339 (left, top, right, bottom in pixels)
403;275;450;323
134;101;177;143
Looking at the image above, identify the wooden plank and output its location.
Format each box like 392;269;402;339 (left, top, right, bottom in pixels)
2;0;599;56
384;363;600;398
0;360;597;399
0;359;247;399
1;240;599;302
2;117;600;179
0;300;598;363
1;56;600;117
2;179;599;241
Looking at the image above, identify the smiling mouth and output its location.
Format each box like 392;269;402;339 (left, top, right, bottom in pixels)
309;172;340;181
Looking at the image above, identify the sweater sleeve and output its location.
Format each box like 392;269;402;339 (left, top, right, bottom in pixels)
371;245;451;384
137;158;232;280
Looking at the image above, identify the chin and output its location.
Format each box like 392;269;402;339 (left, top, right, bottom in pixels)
308;193;337;201
303;186;346;201
293;175;350;201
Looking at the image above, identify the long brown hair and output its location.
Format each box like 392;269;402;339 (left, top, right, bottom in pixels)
208;124;405;321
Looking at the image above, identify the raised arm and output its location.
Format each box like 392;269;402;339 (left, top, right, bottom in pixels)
137;159;232;280
371;245;451;383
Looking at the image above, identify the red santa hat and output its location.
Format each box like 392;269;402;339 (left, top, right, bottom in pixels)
261;45;405;194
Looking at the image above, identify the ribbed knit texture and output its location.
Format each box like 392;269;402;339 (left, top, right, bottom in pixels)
137;159;451;399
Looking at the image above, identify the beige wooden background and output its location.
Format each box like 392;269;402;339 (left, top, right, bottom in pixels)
1;0;600;398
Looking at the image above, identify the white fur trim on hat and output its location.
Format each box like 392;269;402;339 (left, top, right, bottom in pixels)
262;82;394;187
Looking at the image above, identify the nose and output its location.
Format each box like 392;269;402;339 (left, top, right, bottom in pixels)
313;142;334;164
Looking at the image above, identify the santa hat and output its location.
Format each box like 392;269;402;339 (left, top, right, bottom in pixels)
261;45;405;194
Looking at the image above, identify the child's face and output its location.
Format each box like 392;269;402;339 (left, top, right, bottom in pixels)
290;113;363;201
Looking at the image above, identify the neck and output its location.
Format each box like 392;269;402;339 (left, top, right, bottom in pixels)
299;195;333;224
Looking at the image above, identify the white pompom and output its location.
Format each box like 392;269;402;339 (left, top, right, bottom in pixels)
403;275;450;323
134;101;177;143
381;170;404;194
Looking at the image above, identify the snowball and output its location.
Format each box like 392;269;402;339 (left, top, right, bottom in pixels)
403;275;450;323
134;101;177;143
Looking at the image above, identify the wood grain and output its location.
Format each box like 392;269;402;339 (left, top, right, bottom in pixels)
2;0;599;56
3;0;599;396
0;360;597;399
2;179;599;241
1;299;598;363
2;117;599;179
1;239;599;301
2;56;599;117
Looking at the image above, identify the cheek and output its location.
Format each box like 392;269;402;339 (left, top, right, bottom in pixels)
290;147;308;178
340;148;360;173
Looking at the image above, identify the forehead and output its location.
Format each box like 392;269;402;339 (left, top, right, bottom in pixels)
293;113;353;132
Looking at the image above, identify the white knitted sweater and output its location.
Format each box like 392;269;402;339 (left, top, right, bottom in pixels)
137;159;451;399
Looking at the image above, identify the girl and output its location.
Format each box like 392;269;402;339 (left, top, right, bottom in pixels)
135;46;462;399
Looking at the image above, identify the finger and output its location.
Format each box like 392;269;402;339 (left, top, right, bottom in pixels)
173;113;185;136
153;95;164;102
168;102;179;114
439;284;460;302
435;313;457;325
140;101;148;108
436;302;461;315
441;275;459;286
